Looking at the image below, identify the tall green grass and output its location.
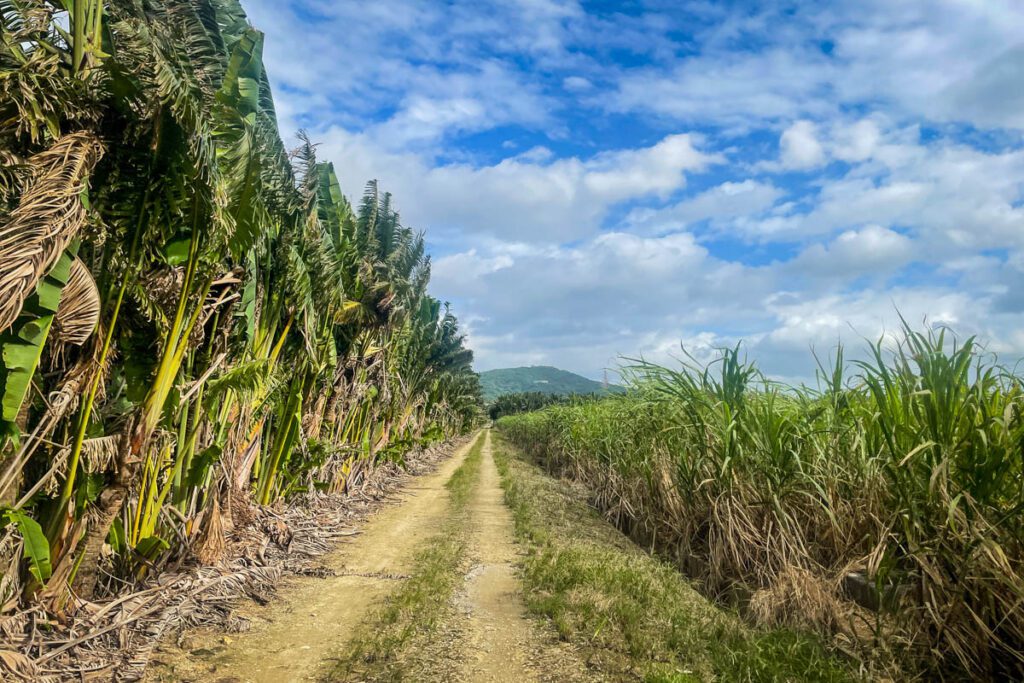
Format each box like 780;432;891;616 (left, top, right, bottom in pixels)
498;324;1024;679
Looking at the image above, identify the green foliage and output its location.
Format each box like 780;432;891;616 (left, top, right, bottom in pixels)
0;0;482;604
4;509;52;583
479;366;623;403
0;249;74;438
497;323;1024;680
487;391;602;420
490;434;854;683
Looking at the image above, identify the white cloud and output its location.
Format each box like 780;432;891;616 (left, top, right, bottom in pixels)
941;46;1024;130
614;48;835;128
316;129;716;243
737;130;1024;246
627;180;783;233
832;119;882;162
780;120;826;169
430;232;769;375
761;287;977;358
244;0;573;148
562;75;593;91
789;225;914;278
582;135;714;197
610;1;1024;133
830;0;1024;130
432;249;514;290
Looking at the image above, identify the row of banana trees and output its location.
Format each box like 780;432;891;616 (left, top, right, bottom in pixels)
0;0;482;611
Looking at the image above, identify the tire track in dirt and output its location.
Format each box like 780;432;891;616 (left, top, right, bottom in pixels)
452;430;589;683
146;433;480;683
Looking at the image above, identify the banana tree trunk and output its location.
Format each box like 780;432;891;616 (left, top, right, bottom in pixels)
70;428;132;598
70;231;210;596
305;390;328;440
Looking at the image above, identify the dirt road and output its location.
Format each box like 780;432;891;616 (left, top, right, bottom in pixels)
147;435;477;682
147;431;584;682
455;429;550;682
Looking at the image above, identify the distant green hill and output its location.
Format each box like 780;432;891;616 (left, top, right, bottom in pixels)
478;366;625;402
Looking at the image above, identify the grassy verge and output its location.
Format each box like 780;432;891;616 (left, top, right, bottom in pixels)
327;433;484;682
491;432;858;683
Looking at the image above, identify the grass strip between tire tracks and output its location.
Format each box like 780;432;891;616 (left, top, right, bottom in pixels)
327;432;485;681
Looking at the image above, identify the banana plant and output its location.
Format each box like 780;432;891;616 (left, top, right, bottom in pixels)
0;0;483;609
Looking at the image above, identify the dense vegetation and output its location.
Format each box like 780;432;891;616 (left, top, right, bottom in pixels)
492;432;855;682
479;365;622;402
0;0;480;609
498;325;1024;680
487;392;575;420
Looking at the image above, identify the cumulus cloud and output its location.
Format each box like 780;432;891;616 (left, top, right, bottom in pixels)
626;180;783;233
430;231;772;376
736;131;1024;246
582;135;715;197
789;225;914;279
780;121;826;169
316;129;716;243
832;119;882;162
830;0;1024;130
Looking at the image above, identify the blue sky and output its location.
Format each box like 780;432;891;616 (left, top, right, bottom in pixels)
245;0;1024;382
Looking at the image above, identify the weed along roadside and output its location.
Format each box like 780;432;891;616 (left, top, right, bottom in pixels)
330;432;485;681
331;429;594;683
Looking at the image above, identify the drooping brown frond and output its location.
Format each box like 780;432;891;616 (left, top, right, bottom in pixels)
79;435;120;475
0;149;30;203
195;495;226;566
52;257;100;347
0;132;104;332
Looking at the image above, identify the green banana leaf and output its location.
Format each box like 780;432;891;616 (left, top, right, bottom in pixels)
0;249;75;440
4;509;52;583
